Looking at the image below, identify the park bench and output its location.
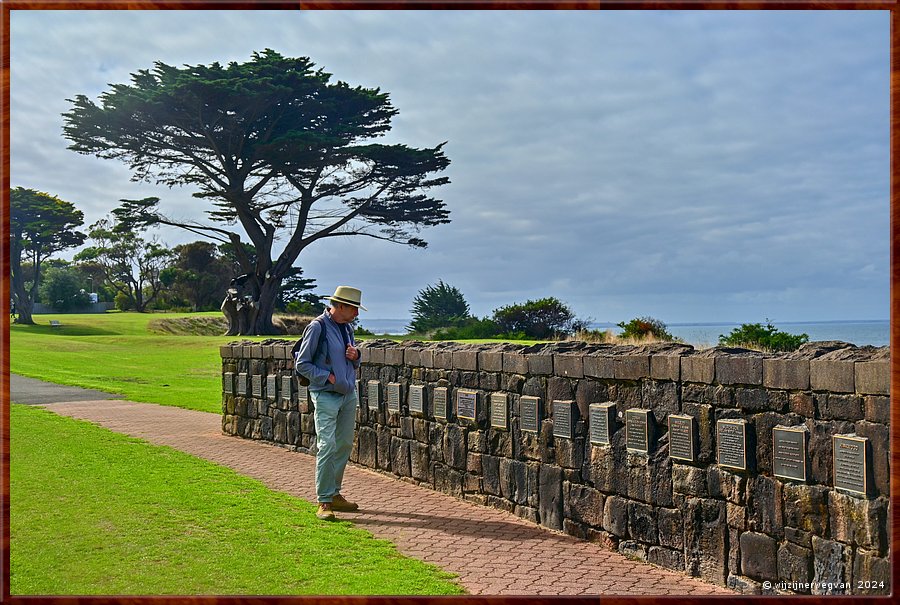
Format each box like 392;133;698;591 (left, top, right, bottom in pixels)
49;320;61;328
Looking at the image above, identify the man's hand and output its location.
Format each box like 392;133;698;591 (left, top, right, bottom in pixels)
328;373;336;385
345;345;359;361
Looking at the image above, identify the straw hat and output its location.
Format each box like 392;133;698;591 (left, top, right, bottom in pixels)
325;285;367;311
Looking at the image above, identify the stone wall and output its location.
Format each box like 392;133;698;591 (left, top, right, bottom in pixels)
220;339;891;595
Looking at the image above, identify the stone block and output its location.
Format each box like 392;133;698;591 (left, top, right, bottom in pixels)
682;356;715;384
615;354;650;380
478;350;503;372
554;354;583;378
433;464;464;498
564;482;604;528
777;542;812;589
657;507;684;550
403;348;421;367
538;464;563;531
863;395;889;425
376;425;392;471
419;348;434;368
789;392;815;417
716;356;763;386
683;498;728;586
707;466;746;505
602;495;628;538
727;574;762;595
627;500;657;544
642;379;678;424
740;531;778;582
855;361;889;395
583;355;616;379
527;354;553;375
828;492;888;554
502;352;528;375
618;540;648;562
648;546;685;572
806;419;855;486
499;458;529;506
452;349;478;371
584;442;623;494
650;354;681;381
852;549;891;595
366;347;385;365
482;454;501;496
672;464;708;497
853;420;890;496
381;347;402;366
782;484;829;536
411;442;430;481
816;393;863;421
444;423;467;470
745;475;782;537
810;359;854;393
764;358;810;390
433;349;453;369
219;345;233;358
811;536;851;594
390;437;411;477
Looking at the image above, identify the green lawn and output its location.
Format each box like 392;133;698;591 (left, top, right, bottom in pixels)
10;404;464;595
10;311;540;413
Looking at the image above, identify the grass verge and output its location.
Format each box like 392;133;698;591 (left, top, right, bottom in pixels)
10;404;464;595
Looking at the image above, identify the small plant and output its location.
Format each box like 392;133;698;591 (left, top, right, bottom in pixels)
616;316;674;341
719;320;808;352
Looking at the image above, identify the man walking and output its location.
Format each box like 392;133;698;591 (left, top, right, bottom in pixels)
295;285;366;520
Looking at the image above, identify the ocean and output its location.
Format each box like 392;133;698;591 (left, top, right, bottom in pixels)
359;318;890;348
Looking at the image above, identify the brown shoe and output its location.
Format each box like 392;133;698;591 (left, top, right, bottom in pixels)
331;494;359;512
316;502;335;520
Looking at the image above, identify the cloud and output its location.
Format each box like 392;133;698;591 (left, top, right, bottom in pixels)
9;9;889;322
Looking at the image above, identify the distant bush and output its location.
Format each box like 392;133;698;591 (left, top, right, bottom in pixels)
38;266;92;312
617;316;674;341
408;281;471;333
431;318;511;341
492;297;581;339
719;321;808;352
354;325;375;336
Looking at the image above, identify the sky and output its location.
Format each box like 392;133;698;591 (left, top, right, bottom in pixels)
8;9;889;324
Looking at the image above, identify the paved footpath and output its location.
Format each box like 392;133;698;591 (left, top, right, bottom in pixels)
17;377;732;596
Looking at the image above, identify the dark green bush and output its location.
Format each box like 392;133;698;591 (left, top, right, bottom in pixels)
616;316;674;341
408;281;471;333
431;318;511;340
492;297;580;339
718;321;808;352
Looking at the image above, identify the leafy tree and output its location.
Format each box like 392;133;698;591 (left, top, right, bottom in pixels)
9;187;86;324
62;49;451;335
159;241;232;311
617;316;675;341
491;297;580;339
408;281;471;333
719;320;808;352
275;270;320;313
38;265;92;312
74;216;173;312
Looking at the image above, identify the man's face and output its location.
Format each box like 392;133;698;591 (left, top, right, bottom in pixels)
331;303;359;324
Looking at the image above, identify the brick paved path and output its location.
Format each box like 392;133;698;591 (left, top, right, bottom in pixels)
40;399;732;596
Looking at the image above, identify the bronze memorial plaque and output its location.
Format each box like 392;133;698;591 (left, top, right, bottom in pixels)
387;382;401;412
625;409;652;453
490;393;508;429
223;372;234;394
297;384;309;408
668;415;696;462
520;396;540;433
408;385;425;415
236;373;248;396
552;400;575;439
833;434;868;496
717;419;747;471
457;390;478;421
251;374;262;397
367;380;380;411
433;387;449;421
589;402;616;445
266;375;277;401
773;426;808;482
281;375;293;403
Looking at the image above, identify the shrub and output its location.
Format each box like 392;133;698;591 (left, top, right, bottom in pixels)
431;317;507;340
491;297;580;339
616;316;674;341
38;266;92;312
719;321;808;352
408;281;471;333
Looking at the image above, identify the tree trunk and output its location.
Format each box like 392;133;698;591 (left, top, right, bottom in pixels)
220;275;282;336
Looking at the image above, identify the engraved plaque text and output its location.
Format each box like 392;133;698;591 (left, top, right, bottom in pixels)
625;409;651;452
520;396;540;433
717;419;747;470
773;426;807;482
367;380;380;411
833;435;868;495
457;390;477;421
387;382;401;412
490;393;508;429
433;387;448;420
409;385;425;415
668;415;696;462
589;402;616;445
281;376;293;402
552;400;574;439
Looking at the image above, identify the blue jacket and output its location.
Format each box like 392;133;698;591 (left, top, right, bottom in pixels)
295;311;359;395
